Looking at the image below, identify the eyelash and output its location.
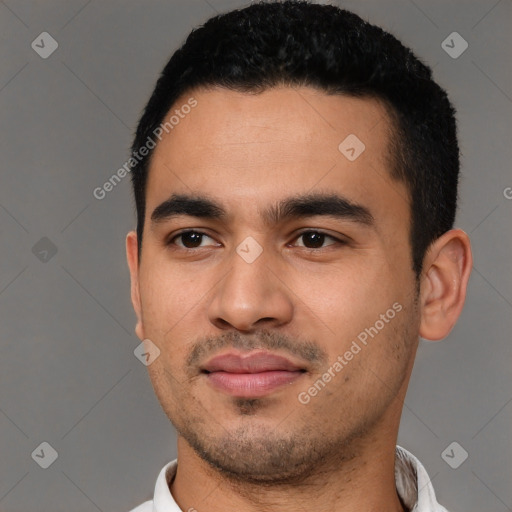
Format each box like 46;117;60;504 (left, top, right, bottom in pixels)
166;230;346;251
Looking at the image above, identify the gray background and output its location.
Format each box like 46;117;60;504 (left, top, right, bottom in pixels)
0;0;511;511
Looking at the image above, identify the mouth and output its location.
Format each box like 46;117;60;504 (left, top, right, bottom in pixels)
200;351;307;398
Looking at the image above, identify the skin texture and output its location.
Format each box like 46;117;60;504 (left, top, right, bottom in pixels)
126;86;472;512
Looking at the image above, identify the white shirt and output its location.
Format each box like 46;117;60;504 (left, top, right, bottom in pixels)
129;445;449;512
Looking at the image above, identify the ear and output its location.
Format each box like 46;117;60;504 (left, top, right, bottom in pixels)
419;229;472;341
126;231;145;340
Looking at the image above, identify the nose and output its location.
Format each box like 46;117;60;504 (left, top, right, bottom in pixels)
207;245;294;332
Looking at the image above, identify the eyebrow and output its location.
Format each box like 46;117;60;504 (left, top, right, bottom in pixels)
150;192;374;228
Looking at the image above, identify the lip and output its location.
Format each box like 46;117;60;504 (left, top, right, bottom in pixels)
201;351;306;398
202;351;304;373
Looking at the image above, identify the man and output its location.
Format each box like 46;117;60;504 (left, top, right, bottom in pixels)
126;1;472;511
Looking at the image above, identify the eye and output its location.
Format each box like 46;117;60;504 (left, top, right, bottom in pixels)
292;230;342;249
168;230;218;249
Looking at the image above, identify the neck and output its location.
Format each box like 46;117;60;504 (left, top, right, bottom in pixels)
170;418;406;512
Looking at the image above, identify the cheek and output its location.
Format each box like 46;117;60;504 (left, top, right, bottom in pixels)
307;302;416;420
138;263;214;371
139;262;204;328
291;260;397;336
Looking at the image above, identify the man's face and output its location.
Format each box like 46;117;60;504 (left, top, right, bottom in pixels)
128;86;421;482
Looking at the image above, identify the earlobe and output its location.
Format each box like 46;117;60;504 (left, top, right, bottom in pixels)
126;231;145;340
419;229;472;341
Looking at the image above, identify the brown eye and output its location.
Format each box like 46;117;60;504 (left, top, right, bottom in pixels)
294;231;339;249
301;232;326;248
179;232;203;248
168;231;217;249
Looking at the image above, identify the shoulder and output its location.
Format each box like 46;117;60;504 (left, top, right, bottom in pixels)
127;500;152;512
127;459;178;512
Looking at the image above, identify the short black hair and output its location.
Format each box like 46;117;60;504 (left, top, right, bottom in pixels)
130;0;459;277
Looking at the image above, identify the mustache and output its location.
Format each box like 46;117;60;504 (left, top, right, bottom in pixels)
185;329;328;374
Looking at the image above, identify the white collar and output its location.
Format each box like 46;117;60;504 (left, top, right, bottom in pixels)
394;445;449;511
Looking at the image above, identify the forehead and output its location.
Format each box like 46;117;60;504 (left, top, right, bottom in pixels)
146;86;408;229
